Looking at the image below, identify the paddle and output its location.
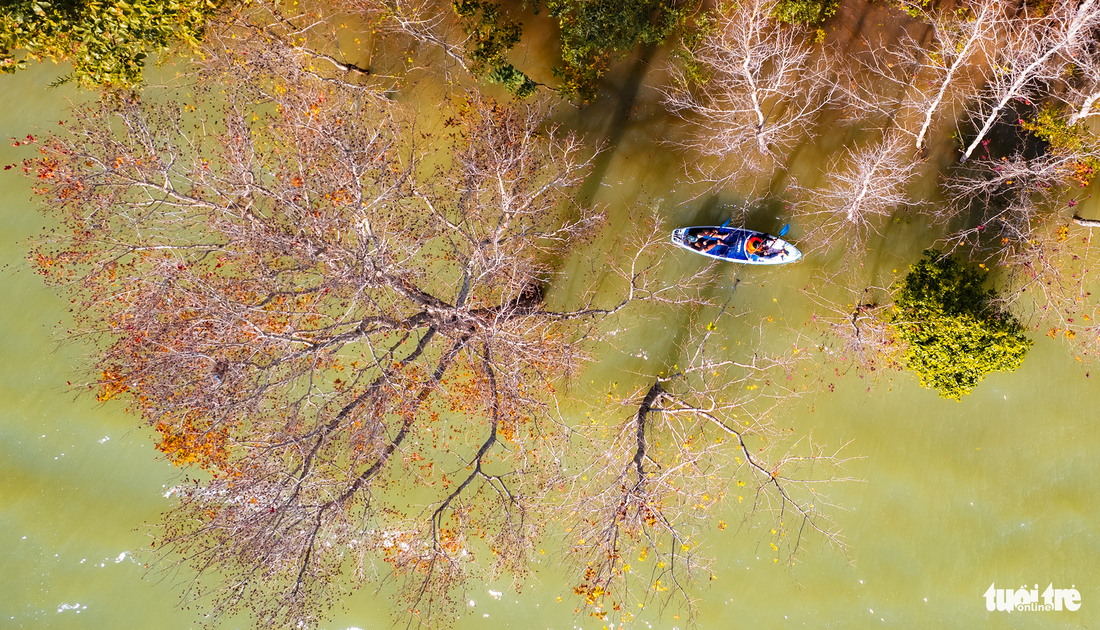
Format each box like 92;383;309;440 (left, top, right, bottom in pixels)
758;223;790;256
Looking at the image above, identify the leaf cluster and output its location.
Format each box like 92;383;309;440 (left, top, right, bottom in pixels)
1022;104;1100;187
668;10;715;86
890;251;1033;400
453;0;538;97
770;0;838;25
548;0;691;101
0;0;220;87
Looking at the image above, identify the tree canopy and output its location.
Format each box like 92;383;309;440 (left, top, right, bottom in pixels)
549;0;689;100
891;251;1033;400
452;0;538;97
770;0;837;25
0;0;219;87
29;78;603;624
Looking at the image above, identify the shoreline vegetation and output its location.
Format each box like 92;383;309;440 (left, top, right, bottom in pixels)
6;0;1100;627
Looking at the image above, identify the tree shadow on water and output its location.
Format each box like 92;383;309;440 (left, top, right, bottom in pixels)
570;43;659;209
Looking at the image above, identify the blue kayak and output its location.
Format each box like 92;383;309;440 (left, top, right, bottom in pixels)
671;226;802;265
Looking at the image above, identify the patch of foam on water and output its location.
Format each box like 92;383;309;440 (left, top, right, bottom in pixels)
57;603;86;613
488;590;502;600
114;551;128;563
98;436;110;443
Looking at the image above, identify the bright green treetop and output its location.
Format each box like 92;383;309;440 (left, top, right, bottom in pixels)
771;0;838;24
891;251;1033;400
0;0;220;88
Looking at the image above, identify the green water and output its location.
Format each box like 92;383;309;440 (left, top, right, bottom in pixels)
0;68;198;628
3;32;1100;630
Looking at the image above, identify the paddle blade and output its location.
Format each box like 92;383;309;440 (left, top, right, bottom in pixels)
778;223;790;237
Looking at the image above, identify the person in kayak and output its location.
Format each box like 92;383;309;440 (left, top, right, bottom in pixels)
689;237;716;252
746;235;765;255
748;234;786;258
688;228;724;251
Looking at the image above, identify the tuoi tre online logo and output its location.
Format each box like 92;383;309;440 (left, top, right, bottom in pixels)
984;583;1081;612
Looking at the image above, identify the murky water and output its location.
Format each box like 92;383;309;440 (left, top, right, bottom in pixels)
4;4;1100;628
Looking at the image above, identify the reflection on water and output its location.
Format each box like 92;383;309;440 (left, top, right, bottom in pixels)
3;1;1100;628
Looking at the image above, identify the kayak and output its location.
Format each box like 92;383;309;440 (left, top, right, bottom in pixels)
671;226;802;265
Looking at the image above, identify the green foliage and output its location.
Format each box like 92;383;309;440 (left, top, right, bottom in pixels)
669;10;715;86
770;0;838;25
1025;0;1056;18
548;0;689;101
486;62;538;97
453;0;538;98
890;251;1032;400
0;0;219;88
1022;104;1100;187
891;0;932;20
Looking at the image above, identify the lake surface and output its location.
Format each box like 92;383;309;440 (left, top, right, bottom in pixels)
3;6;1100;629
